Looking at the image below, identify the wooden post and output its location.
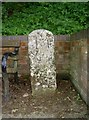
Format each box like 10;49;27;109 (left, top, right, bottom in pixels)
14;58;18;84
2;72;9;101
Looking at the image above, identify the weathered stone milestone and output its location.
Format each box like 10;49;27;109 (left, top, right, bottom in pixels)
28;29;56;92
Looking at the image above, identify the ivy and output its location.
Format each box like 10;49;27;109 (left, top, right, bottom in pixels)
2;2;89;35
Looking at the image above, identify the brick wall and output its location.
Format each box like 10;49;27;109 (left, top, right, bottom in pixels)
2;29;89;105
55;40;70;75
2;40;30;76
2;35;70;77
70;29;88;105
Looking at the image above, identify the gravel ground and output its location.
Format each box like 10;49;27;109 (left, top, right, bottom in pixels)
2;77;88;119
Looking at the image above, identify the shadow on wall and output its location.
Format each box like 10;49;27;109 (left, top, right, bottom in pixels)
56;72;71;89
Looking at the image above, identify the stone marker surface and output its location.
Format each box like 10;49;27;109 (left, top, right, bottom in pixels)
28;29;56;93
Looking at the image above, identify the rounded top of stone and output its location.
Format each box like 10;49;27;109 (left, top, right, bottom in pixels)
28;29;53;36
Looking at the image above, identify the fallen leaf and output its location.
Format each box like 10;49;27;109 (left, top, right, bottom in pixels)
23;93;29;97
12;109;18;113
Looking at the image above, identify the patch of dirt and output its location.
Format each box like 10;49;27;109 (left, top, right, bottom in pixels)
2;76;88;118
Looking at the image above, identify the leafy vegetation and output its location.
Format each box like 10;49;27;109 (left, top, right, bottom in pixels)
2;2;89;35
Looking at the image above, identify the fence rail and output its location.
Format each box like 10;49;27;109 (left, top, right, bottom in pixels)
2;35;70;41
2;29;89;41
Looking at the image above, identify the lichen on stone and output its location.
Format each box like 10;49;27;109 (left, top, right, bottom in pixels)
28;29;56;92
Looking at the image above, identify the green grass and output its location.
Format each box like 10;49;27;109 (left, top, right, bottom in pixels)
2;2;89;35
